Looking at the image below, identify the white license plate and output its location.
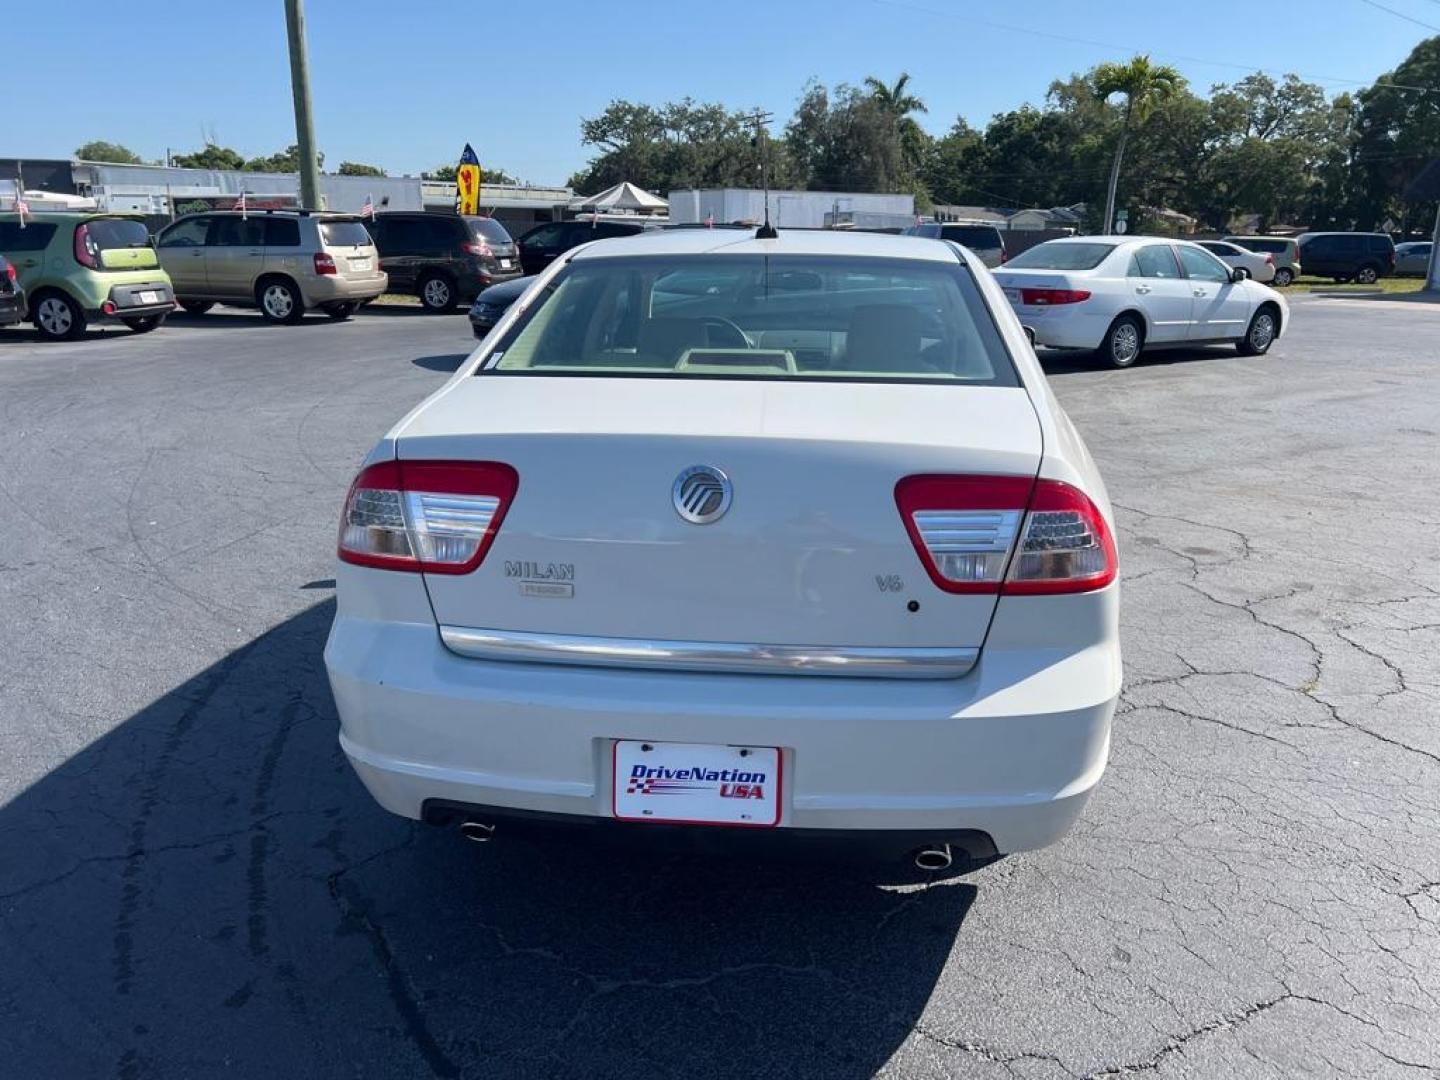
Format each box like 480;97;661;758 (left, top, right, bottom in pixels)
499;258;512;269
613;740;781;827
138;290;160;304
349;258;370;271
1003;287;1022;303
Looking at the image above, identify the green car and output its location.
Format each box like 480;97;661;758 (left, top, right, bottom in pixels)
0;212;176;341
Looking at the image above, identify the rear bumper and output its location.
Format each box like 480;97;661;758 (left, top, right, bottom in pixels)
1014;304;1110;350
95;280;175;319
324;584;1121;855
302;272;388;307
458;267;523;302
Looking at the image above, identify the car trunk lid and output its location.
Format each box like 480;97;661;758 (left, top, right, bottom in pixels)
399;376;1042;657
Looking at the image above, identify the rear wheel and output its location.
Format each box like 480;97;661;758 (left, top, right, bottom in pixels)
122;314;166;334
1272;267;1293;287
1355;264;1380;285
1099;315;1143;369
257;278;305;324
32;291;86;342
418;273;456;313
323;301;359;321
179;300;214;315
1236;306;1278;356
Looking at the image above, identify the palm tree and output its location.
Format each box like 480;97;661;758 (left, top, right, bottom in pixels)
864;73;927;119
1094;56;1184;234
864;73;929;179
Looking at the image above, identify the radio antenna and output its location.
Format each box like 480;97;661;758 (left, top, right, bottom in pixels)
743;108;777;239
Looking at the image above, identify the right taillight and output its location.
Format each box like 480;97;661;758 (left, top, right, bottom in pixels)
2;261;14;283
896;474;1116;595
338;460;519;574
1004;480;1117;594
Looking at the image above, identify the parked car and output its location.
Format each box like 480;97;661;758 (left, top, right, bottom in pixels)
0;253;24;329
1224;235;1302;287
325;229;1122;867
1197;239;1275;284
155;210;386;323
0;212;175;341
904;222;1007;267
993;236;1288;368
1295;231;1395;284
365;212;521;313
515;218;653;275
1394;241;1433;277
468;274;535;339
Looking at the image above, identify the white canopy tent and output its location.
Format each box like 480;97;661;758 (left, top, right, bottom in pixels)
569;181;668;214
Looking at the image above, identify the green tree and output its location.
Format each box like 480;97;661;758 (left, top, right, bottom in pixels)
244;144;323;173
337;161;386;177
171;143;247;170
1350;36;1440;232
75;141;143;164
568;98;782;194
423;164;520;185
1093;56;1185;233
785;81;912;195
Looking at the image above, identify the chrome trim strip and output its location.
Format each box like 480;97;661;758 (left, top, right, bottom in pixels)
439;626;978;679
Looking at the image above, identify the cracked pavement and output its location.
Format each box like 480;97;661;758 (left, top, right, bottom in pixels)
1;297;1437;1078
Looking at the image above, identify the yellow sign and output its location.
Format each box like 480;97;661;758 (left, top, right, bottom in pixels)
455;143;482;216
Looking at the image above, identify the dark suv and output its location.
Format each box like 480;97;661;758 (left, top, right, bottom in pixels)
1295;232;1395;284
365;212;521;312
516;219;652;275
903;223;1007;268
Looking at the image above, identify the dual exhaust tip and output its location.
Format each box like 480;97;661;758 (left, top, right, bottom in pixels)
460;820;956;873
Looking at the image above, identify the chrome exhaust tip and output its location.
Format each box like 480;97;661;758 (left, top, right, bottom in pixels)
913;844;953;872
459;821;496;843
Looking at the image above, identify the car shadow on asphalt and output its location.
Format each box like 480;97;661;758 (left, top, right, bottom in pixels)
167;310;336;329
412;353;471;373
1;600;976;1079
1037;346;1235;376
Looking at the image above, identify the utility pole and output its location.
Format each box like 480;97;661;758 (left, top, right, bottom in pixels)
284;0;321;210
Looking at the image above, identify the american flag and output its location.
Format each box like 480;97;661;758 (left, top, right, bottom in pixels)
705;211;714;229
15;193;30;228
234;190;248;220
360;193;375;219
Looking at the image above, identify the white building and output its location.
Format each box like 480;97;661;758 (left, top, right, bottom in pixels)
669;188;914;230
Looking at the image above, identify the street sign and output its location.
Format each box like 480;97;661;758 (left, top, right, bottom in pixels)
1115;219;1128;234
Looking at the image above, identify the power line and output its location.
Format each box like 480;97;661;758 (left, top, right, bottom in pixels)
869;0;1439;95
1357;0;1440;32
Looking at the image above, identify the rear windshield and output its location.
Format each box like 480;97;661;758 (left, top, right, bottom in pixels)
86;218;151;250
468;217;513;245
941;225;1002;249
483;254;1018;386
319;220;372;247
1005;242;1115;270
1229;237;1289;254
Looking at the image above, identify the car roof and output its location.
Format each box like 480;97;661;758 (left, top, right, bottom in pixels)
568;227;965;263
0;211;143;223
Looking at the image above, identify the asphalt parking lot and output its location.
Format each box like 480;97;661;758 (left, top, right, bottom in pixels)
2;297;1437;1079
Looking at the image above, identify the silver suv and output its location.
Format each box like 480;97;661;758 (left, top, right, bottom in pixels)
156;211;387;323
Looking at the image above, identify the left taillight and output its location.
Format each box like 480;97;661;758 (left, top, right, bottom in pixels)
337;460;519;574
73;224;100;270
314;252;337;275
1020;288;1090;306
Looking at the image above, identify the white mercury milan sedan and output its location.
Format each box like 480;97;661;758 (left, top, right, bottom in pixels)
324;229;1122;870
994;236;1288;368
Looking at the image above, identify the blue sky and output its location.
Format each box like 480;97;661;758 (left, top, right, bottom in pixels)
8;0;1433;185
